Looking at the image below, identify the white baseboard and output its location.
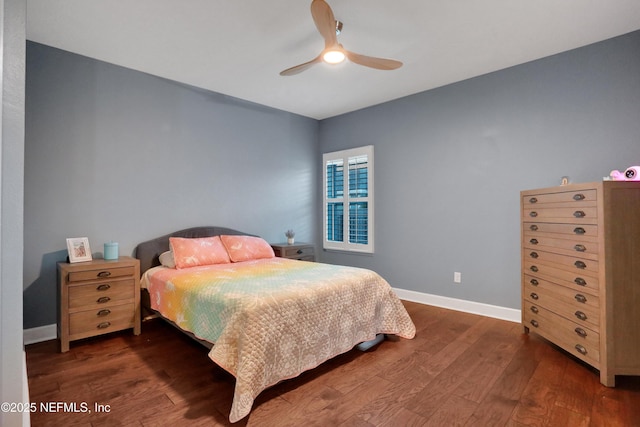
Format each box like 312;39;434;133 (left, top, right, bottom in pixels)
393;288;521;323
22;290;521;345
23;324;57;345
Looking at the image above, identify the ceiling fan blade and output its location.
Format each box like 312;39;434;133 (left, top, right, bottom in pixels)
310;0;338;48
280;55;322;76
345;50;403;70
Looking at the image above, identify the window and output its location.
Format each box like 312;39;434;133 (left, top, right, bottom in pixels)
323;145;374;253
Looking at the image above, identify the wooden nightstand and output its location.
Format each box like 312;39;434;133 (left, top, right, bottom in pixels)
57;256;141;352
270;243;315;261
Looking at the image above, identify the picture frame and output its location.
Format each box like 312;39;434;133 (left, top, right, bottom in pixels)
66;237;92;263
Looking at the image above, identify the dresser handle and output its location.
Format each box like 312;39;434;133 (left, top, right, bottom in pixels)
97;296;111;304
575;344;587;355
530;279;539;286
574;260;587;269
575;327;587;338
529;224;539;231
529;211;538;218
530;319;539;328
574;244;587;252
573;210;586;218
97;309;111;317
575;311;587;321
529;238;538;245
573;227;586;235
530;306;539;314
574;277;587;286
96;284;111;291
529;197;538;204
296;249;303;254
97;271;111;278
530;265;538;272
573;193;586;201
97;322;111;329
575;294;587;303
530;252;538;258
530;292;539;300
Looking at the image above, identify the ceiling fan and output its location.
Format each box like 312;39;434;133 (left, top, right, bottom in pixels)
280;0;403;76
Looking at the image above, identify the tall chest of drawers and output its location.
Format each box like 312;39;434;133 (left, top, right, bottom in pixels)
58;256;141;352
521;181;640;386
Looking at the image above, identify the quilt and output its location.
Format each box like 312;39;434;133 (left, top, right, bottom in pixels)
141;257;415;422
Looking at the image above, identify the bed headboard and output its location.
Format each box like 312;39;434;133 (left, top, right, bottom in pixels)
133;226;254;274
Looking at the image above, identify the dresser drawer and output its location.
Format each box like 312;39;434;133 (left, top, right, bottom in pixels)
523;206;598;224
524;222;598;238
524;301;599;365
68;277;135;309
523;249;598;274
67;265;135;283
524;259;599;292
523;189;597;206
69;303;135;336
524;275;600;331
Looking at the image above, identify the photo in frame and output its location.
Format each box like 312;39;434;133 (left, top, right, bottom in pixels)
66;237;92;263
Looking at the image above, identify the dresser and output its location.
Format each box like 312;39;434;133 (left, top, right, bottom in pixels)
270;243;315;261
521;181;640;386
58;256;141;352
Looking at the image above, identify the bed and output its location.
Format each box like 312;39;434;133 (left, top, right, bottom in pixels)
134;226;416;423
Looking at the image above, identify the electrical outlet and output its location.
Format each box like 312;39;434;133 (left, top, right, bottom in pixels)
454;272;461;283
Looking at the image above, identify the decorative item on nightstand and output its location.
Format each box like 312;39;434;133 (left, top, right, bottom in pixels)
104;241;119;260
66;237;92;263
285;229;295;245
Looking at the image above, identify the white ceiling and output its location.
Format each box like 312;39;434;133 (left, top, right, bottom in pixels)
26;0;640;120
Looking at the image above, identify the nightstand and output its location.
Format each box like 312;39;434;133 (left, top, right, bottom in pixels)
57;256;141;352
270;243;315;261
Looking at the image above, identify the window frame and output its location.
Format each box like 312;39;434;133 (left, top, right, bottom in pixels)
322;145;374;254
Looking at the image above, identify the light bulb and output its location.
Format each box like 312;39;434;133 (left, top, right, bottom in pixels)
323;49;346;64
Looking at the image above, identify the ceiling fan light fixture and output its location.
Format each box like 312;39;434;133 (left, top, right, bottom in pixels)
323;49;345;64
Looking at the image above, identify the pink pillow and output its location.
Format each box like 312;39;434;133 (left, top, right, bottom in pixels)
220;235;275;262
169;236;230;269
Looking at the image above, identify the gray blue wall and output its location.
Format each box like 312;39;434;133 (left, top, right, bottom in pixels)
24;30;640;329
24;42;319;328
318;31;640;309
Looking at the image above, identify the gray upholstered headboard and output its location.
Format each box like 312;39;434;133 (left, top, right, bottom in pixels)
133;226;254;274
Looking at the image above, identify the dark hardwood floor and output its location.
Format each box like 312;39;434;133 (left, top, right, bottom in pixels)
26;301;640;426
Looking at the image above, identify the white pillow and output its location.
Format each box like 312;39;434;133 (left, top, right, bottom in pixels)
158;250;176;269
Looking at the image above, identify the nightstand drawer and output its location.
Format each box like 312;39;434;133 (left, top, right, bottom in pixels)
68;265;135;282
68;277;135;309
271;243;315;261
69;303;136;336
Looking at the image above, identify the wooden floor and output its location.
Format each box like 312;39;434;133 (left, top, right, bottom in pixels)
26;301;640;426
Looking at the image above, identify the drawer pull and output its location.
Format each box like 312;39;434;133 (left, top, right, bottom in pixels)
529;197;538;204
574;277;587;286
97;309;111;317
530;306;539;314
575;311;587;321
97;271;112;278
97;296;111;304
530;292;539;300
96;284;111;291
530;265;539;272
573;227;586;235
529;224;539;231
573;193;586;201
575;327;587;338
573;210;586;218
97;322;111;329
574;260;587;269
574;244;587;252
575;294;587;304
529;211;538;218
296;249;303;254
530;252;538;259
529;238;538;245
575;344;587;355
530;319;539;328
530;279;539;286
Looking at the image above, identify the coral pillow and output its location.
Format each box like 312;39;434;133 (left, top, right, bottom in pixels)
169;236;230;269
220;235;275;262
